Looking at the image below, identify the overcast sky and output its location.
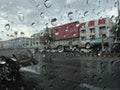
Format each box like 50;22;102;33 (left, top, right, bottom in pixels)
0;0;118;41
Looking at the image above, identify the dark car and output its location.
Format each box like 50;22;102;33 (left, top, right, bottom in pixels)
0;49;38;81
0;56;20;81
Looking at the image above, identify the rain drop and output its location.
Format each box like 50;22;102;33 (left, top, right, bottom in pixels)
98;0;100;4
97;12;100;15
51;18;57;26
48;77;53;82
36;4;42;9
68;12;73;20
75;21;80;27
5;24;10;30
20;32;25;36
6;34;9;36
62;79;66;83
106;0;109;3
44;0;52;8
114;1;117;7
40;12;45;18
42;65;46;71
86;0;90;4
73;70;78;76
5;87;9;90
92;9;95;13
73;33;76;37
111;15;115;21
21;86;24;90
92;75;97;80
49;84;53;88
31;22;36;26
84;11;88;16
98;77;102;82
55;32;59;35
17;13;24;22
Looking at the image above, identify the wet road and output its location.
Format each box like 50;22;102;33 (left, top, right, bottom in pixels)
0;65;118;90
0;65;84;90
0;52;120;90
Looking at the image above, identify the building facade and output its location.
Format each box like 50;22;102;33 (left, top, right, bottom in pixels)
79;17;114;48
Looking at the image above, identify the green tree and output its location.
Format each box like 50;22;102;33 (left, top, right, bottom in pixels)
39;27;55;49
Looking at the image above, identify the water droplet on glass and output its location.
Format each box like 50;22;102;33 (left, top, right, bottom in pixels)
114;1;117;7
84;11;88;16
21;86;24;90
6;34;9;36
75;22;80;27
111;15;115;21
44;0;52;8
68;12;73;20
97;12;100;15
64;35;66;37
51;18;57;26
5;87;9;90
73;70;78;76
48;77;53;82
98;77;102;82
92;9;95;13
55;32;59;35
111;61;115;67
62;79;66;83
42;65;46;71
49;84;53;88
86;0;90;4
98;0;100;4
73;33;76;37
55;30;59;35
36;4;42;9
5;24;10;30
92;75;97;80
40;12;45;18
31;22;36;26
18;13;24;22
20;32;25;36
42;54;46;58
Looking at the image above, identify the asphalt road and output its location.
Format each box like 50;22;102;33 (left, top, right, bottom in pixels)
0;65;84;90
0;52;120;90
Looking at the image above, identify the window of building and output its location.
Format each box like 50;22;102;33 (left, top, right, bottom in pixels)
81;36;86;40
90;35;96;40
98;18;106;25
102;34;107;38
88;21;94;27
89;28;95;33
80;23;85;28
36;42;38;45
81;30;86;34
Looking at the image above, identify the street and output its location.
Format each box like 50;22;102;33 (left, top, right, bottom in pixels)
0;52;120;90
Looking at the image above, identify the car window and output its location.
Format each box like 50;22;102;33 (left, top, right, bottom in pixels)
0;0;120;90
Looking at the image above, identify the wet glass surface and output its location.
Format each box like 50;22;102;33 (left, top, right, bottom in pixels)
0;0;120;90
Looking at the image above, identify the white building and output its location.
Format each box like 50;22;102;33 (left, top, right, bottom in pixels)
79;17;114;49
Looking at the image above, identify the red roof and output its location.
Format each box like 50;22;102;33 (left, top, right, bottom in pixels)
51;21;80;40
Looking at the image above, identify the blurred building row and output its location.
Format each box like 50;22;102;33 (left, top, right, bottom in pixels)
0;17;115;50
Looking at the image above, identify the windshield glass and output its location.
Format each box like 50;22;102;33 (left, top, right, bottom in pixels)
0;0;120;90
